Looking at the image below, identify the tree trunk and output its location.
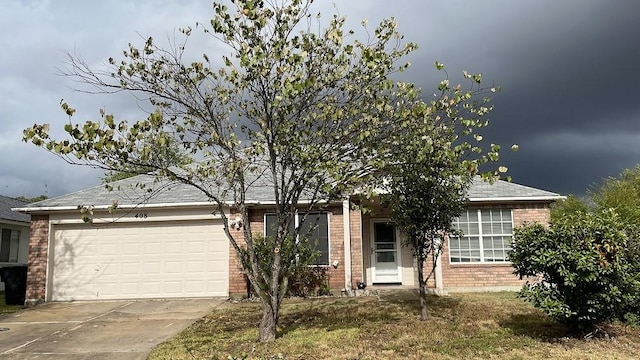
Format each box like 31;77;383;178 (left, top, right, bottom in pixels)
259;302;278;341
417;258;428;320
259;256;283;342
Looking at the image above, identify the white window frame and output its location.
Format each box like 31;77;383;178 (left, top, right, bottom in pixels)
263;212;331;266
449;208;513;264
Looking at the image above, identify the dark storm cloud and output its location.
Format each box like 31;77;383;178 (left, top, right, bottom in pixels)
2;0;639;197
481;1;640;195
390;0;640;195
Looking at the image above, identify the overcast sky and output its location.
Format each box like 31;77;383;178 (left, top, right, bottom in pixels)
2;0;640;199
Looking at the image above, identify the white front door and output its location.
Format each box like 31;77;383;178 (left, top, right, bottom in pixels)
371;221;401;283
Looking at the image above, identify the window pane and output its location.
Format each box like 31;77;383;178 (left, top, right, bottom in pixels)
0;229;11;262
449;237;460;251
300;213;329;265
481;210;491;222
376;243;395;250
266;213;298;239
458;249;471;262
468;236;480;249
492;222;503;234
265;214;277;239
9;230;20;262
377;251;395;263
481;222;491;234
457;223;466;236
468;222;479;235
503;236;513;251
374;223;395;243
312;236;329;265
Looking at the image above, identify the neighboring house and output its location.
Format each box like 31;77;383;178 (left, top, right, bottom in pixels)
14;176;563;303
0;195;31;291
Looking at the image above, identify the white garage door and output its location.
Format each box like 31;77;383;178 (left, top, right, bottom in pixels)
51;220;229;301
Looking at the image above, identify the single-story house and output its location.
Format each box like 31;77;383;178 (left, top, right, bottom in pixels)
14;175;563;303
1;195;31;291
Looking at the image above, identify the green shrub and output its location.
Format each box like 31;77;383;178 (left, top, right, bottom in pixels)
288;266;331;297
510;209;640;332
240;233;328;299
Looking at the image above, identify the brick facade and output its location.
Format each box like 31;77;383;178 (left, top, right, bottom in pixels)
327;206;345;289
438;202;551;290
228;205;348;297
26;214;49;303
513;203;550;226
356;201;552;291
227;210;248;297
349;207;364;287
24;199;554;302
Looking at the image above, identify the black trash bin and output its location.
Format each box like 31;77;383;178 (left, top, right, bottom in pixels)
0;264;27;305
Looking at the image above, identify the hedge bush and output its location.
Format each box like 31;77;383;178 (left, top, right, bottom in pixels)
510;209;640;332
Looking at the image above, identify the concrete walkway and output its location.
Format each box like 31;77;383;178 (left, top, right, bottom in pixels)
0;298;225;359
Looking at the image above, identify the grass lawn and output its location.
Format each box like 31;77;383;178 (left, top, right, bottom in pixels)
149;291;640;360
0;291;24;316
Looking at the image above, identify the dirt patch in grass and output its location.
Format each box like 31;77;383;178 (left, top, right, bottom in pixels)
149;291;640;360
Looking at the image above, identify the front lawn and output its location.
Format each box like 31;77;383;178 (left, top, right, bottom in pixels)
149;291;640;359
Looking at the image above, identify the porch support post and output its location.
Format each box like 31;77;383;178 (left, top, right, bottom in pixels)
342;200;352;294
434;247;444;295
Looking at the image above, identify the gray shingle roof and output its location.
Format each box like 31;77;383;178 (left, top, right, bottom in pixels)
20;173;276;210
17;174;562;212
468;177;562;200
1;195;30;223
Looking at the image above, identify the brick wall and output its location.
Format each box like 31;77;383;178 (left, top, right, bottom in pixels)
26;214;49;303
423;255;437;288
513;203;550;226
227;210;248;298
440;202;551;290
229;206;347;297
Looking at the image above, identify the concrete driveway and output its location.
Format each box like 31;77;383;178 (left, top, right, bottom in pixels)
0;298;225;359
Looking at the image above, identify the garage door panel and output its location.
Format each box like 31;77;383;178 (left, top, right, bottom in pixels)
122;243;140;253
121;262;140;274
51;220;229;300
143;242;163;255
165;261;183;273
165;242;183;254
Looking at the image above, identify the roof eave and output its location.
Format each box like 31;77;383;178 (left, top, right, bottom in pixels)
14;194;565;214
12;201;222;213
12;198;345;213
468;195;566;202
0;218;30;226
